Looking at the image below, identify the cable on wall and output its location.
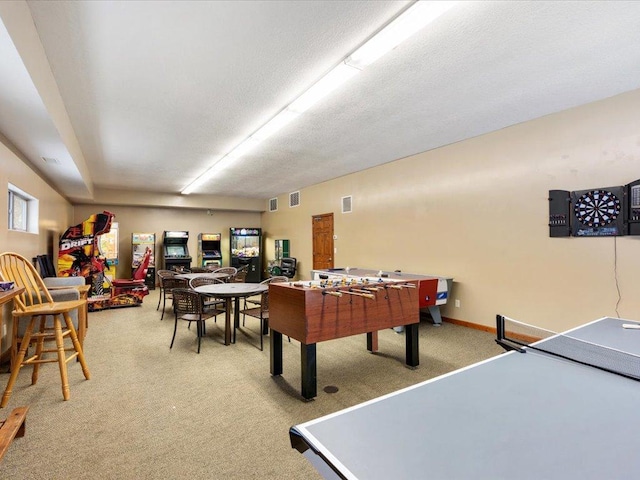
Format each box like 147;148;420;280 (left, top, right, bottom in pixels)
614;236;621;317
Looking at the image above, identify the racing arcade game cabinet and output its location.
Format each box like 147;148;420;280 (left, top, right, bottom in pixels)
230;228;262;282
163;231;192;271
132;232;156;289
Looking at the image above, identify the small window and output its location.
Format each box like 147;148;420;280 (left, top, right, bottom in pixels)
8;184;38;233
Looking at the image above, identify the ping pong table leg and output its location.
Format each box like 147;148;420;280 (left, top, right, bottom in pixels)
301;343;317;400
405;323;419;367
270;330;283;376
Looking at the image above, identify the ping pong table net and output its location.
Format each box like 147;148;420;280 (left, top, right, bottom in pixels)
495;314;640;382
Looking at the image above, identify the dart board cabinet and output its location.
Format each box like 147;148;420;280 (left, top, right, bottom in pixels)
570;186;626;237
548;180;640;238
548;190;571;237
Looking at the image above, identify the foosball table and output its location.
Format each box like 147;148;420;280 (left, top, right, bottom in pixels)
269;277;420;400
311;268;452;325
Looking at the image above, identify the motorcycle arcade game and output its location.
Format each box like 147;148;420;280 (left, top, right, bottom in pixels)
58;211;150;311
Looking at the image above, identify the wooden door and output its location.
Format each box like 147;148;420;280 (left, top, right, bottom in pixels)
312;213;334;270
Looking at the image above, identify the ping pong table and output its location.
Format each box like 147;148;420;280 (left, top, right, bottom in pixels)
289;316;640;479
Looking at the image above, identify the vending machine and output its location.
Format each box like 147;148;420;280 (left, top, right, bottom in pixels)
197;233;222;267
163;231;191;271
132;232;156;289
230;227;262;282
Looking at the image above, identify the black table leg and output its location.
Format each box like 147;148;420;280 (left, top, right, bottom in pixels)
405;323;419;367
233;297;241;343
301;343;317;400
270;329;283;376
224;298;232;345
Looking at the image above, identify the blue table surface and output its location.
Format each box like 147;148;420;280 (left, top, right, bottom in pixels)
292;317;640;480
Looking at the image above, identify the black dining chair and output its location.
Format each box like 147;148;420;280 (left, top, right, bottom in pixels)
232;265;249;283
189;276;226;315
160;276;189;321
211;267;237;282
156;269;177;310
240;276;290;350
170;288;223;353
239;290;270;351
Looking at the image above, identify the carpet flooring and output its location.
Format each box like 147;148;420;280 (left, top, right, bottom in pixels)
0;290;503;479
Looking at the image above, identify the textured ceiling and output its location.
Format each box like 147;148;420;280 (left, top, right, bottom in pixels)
2;1;640;203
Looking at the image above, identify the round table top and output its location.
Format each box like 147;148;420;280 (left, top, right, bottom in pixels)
174;272;230;280
194;282;267;297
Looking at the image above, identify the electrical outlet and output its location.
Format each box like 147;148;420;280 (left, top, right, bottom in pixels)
455;299;461;308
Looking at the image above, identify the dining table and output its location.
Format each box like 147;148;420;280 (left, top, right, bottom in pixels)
174;272;231;281
193;282;268;345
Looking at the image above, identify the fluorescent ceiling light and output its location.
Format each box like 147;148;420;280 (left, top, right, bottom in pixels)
346;1;457;69
288;63;360;114
181;163;219;194
251;109;300;141
182;0;457;195
227;136;261;159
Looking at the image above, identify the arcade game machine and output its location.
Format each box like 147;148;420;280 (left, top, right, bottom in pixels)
197;233;222;268
59;212;150;311
163;231;192;271
98;221;119;286
132;233;156;289
230;227;262;282
58;211;114;284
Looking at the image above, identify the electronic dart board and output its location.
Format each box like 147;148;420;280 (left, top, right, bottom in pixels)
549;180;640;237
571;186;624;237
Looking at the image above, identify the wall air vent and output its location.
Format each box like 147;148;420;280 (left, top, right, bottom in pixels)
269;197;278;212
342;195;353;214
289;191;300;208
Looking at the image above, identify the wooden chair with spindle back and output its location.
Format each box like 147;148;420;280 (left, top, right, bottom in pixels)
0;252;90;407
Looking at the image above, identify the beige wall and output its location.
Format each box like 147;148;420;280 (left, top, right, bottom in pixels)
0;136;74;353
73;205;261;279
262;89;640;332
4;87;640;336
0;138;74;263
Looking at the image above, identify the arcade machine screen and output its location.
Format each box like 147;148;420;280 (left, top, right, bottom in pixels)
166;245;187;257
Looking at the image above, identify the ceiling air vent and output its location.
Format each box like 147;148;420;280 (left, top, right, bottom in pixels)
289;191;300;208
342;195;353;214
41;157;60;165
268;198;278;212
